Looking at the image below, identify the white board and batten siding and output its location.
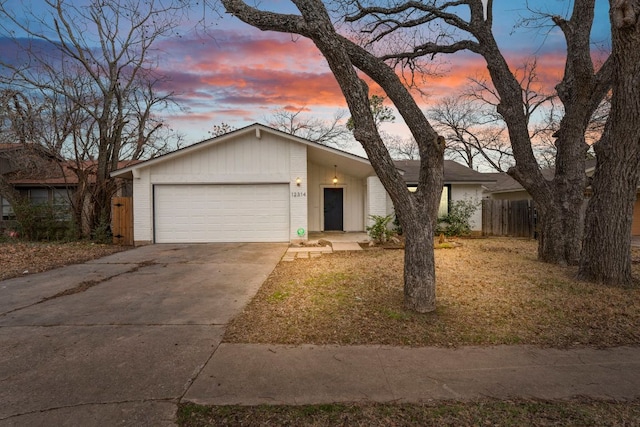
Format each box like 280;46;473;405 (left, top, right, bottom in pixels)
131;132;308;244
450;184;483;232
367;176;389;227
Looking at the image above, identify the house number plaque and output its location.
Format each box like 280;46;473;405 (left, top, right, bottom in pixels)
291;191;306;198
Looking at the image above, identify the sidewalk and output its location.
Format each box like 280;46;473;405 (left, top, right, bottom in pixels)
184;344;640;405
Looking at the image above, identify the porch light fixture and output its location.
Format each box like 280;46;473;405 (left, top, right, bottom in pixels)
332;165;338;185
296;177;301;186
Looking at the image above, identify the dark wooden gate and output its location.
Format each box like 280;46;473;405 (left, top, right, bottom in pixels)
482;199;536;238
111;197;133;245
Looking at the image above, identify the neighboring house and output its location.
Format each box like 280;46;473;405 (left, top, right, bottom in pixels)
111;123;492;245
483;160;597;201
0;143;74;229
0;143;133;233
481;172;530;201
482;160;640;236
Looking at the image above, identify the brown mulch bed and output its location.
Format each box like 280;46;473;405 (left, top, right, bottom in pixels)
0;241;128;281
224;238;640;348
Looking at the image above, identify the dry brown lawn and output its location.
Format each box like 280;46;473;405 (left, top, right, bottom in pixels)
225;237;640;348
178;399;640;427
0;241;128;281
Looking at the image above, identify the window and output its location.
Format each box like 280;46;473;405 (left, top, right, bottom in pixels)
406;184;451;217
29;188;49;205
438;185;450;217
53;189;72;220
1;196;14;220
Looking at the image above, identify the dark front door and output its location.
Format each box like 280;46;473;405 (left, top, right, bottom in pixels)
323;187;343;231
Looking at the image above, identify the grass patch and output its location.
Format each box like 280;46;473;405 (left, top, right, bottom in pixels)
224;238;640;348
176;399;640;426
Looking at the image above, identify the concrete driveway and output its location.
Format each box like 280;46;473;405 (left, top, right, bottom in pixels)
0;242;287;426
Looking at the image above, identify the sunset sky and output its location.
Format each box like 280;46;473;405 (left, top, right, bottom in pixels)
156;0;610;146
2;1;612;150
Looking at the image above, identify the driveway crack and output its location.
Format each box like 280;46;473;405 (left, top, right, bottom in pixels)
0;261;157;317
178;338;225;402
0;398;177;422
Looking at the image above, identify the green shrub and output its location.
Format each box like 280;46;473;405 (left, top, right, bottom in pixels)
437;198;478;237
91;213;112;243
366;214;395;243
11;198;73;241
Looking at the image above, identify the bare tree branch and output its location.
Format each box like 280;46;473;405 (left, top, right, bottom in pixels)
266;106;352;147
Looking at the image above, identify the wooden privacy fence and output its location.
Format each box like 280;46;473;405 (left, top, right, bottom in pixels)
482;199;536;238
111;197;133;245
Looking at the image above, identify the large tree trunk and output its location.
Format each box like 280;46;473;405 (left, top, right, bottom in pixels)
579;153;639;284
578;0;640;285
536;185;585;265
402;217;436;312
578;0;640;284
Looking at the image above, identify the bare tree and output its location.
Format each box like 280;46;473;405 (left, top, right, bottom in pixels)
222;0;446;313
0;90;40;145
578;1;640;285
266;107;351;147
340;0;612;268
0;0;184;235
209;122;236;137
427;95;511;172
386;134;419;160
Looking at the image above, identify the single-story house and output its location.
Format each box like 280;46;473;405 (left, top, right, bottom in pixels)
111;123;493;245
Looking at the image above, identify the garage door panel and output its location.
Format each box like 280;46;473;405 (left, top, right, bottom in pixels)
154;184;289;243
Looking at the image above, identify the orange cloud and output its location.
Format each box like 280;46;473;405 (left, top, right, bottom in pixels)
155;25;607;143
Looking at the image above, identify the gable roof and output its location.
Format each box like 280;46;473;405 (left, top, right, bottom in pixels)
111;123;375;179
111;123;495;186
394;159;496;184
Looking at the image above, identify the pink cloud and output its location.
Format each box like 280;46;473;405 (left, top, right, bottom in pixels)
153;26;605;138
283;105;312;112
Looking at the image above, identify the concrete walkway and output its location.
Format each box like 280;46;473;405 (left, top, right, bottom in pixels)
283;232;368;261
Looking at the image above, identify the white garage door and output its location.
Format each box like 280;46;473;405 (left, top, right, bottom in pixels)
154;184;289;243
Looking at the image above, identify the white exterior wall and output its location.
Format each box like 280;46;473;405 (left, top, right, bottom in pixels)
133;168;152;244
307;162;365;232
149;133;291;183
450;184;483;232
289;143;308;241
366;176;388;227
385;193;394;217
132;131;307;243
